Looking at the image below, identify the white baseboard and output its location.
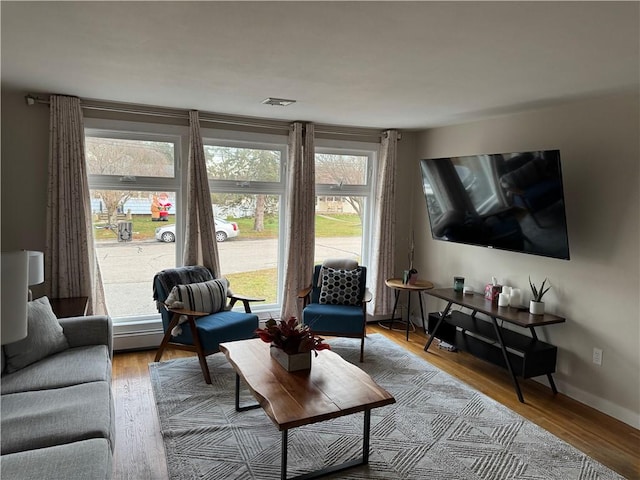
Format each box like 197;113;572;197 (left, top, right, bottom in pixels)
553;378;640;430
113;319;164;351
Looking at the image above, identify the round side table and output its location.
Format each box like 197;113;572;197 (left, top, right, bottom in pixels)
382;278;434;341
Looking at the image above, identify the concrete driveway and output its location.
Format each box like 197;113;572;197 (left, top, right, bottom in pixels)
97;237;361;318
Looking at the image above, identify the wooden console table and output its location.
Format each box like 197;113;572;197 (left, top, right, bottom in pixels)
423;288;565;403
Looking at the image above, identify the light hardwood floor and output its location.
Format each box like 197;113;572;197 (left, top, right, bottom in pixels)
111;325;640;480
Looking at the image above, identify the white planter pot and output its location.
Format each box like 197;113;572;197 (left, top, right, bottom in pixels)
529;300;545;315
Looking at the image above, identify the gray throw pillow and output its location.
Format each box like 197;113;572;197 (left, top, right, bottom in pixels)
4;296;69;373
318;267;362;306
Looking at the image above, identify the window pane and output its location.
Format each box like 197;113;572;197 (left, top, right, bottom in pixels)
212;193;280;305
315;153;367;186
204;145;281;182
314;195;363;263
91;189;177;319
86;137;175;177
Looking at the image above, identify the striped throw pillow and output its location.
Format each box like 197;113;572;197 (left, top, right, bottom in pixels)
165;278;228;313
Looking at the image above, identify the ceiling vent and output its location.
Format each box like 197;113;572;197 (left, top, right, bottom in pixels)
262;97;296;107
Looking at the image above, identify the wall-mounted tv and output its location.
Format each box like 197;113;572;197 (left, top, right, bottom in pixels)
420;149;570;260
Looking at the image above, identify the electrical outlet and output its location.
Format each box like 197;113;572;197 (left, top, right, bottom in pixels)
592;348;603;366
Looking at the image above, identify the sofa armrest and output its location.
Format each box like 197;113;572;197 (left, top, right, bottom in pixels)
59;315;113;359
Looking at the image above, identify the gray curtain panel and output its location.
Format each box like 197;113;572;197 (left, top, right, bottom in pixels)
280;122;315;320
183;110;220;275
46;95;105;315
368;129;398;317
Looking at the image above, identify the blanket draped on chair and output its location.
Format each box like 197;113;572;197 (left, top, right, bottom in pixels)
152;266;213;311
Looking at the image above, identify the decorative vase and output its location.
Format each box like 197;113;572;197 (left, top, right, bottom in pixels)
529;300;545;315
270;346;311;372
403;268;418;285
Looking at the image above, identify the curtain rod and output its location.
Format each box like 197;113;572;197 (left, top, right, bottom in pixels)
25;94;396;141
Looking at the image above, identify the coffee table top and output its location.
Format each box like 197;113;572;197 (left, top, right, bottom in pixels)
219;338;395;431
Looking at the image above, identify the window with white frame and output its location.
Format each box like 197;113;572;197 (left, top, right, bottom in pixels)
202;136;287;309
85;126;184;324
314;142;376;267
85;120;377;325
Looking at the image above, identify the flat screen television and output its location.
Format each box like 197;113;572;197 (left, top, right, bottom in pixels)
420;149;570;260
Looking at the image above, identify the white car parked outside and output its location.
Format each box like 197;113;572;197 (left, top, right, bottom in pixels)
155;219;239;243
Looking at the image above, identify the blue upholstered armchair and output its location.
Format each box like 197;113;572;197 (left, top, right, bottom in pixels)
298;259;371;362
152;266;261;383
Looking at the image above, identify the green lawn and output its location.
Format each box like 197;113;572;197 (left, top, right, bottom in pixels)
93;215;176;241
93;213;361;241
226;268;278;304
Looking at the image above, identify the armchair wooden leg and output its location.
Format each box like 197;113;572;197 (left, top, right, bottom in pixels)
154;313;182;362
187;317;212;384
360;336;365;363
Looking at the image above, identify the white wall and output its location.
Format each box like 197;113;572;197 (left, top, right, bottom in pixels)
408;91;639;428
1;87;50;298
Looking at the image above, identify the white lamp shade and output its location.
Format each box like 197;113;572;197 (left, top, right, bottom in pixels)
1;251;29;345
28;250;45;286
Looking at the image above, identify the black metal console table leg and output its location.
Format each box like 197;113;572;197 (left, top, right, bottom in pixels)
424;301;453;352
529;328;559;394
490;317;525;403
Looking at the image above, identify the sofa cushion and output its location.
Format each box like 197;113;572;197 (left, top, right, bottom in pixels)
3;296;69;373
1;381;114;454
1;438;112;480
165;278;228;313
1;345;111;395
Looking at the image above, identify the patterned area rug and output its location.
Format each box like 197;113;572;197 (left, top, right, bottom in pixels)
149;334;623;480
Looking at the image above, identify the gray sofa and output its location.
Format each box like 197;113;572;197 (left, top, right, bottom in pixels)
1;302;114;480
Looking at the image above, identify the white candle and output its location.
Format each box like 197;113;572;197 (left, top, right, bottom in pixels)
502;285;512;296
509;288;522;307
498;293;510;307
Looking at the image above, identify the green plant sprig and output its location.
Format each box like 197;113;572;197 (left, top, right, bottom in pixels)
529;277;551;302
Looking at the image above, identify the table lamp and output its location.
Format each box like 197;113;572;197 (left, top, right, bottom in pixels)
27;250;45;301
1;251;29;345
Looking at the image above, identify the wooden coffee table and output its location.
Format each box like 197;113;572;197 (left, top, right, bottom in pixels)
219;338;395;480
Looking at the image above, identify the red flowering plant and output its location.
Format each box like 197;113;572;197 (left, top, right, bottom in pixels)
256;317;331;356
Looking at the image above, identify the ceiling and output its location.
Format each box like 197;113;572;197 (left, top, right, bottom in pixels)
2;1;638;130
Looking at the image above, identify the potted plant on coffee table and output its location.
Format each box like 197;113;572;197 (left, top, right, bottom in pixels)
529;277;551;315
255;317;331;371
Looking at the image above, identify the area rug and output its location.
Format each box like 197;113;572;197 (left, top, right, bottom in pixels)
149;334;623;480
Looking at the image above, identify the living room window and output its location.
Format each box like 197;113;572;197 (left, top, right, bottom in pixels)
314;145;376;265
84;122;377;327
85;128;182;324
203;138;286;308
